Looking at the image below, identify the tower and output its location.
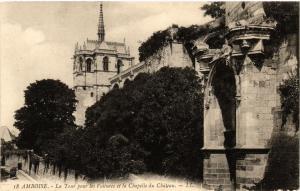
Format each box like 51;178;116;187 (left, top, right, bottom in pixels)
73;3;134;126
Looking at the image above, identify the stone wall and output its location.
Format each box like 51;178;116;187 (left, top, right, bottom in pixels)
197;2;298;190
146;41;193;73
3;152;85;183
236;154;268;189
203;154;232;190
237;59;277;148
110;41;193;88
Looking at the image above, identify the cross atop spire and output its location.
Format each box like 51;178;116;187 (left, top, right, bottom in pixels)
97;2;105;42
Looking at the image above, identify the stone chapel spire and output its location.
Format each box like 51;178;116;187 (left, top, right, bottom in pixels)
97;3;105;42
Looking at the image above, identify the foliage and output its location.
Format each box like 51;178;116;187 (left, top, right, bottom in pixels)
138;2;227;62
82;67;204;180
177;23;225;62
14;79;77;155
201;2;225;19
263;2;299;34
279;73;299;131
252;132;299;190
138;30;170;62
138;25;214;62
46;126;84;171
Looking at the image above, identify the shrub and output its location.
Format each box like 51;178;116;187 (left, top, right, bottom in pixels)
279;73;299;131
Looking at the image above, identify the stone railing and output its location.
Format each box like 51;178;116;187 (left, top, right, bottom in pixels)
109;61;147;85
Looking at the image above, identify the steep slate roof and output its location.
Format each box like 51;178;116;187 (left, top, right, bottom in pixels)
83;39;128;54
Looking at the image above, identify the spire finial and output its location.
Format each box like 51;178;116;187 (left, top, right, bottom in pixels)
97;2;105;42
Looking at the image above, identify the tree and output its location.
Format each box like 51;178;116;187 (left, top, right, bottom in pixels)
14;79;77;155
201;2;225;18
82;67;204;180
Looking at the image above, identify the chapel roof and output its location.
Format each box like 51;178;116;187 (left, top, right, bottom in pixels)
75;39;129;55
74;3;131;57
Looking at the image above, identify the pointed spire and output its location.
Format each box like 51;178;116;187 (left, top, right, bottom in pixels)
97;2;105;42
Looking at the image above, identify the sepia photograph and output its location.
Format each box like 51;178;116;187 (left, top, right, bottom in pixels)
0;1;299;190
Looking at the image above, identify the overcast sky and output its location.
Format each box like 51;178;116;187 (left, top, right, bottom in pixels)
0;2;212;129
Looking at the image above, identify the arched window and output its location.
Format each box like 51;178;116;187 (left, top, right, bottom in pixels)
117;59;123;74
79;57;83;72
103;56;109;71
86;58;92;72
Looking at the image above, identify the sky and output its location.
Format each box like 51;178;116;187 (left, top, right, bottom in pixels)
0;2;212;130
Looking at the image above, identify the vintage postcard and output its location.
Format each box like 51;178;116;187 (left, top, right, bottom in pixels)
0;1;299;191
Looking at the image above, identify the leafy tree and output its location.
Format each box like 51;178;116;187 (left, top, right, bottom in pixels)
201;2;225;19
14;79;77;155
46;126;84;176
82;67;204;180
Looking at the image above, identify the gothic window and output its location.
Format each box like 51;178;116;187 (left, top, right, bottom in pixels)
79;57;83;72
90;92;94;97
86;58;92;72
117;59;123;74
103;56;109;71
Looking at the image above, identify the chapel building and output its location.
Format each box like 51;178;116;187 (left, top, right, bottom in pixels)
73;3;134;126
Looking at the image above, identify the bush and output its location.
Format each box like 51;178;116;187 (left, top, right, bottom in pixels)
279;73;299;131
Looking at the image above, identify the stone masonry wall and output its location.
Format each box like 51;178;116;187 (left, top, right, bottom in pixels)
237;59;277;148
202;2;298;190
4;153;86;183
111;41;194;88
203;154;232;190
236;154;268;189
146;42;193;73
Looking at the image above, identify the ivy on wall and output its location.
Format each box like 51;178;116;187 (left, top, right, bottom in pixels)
279;73;299;131
138;23;224;62
138;29;170;62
